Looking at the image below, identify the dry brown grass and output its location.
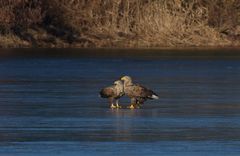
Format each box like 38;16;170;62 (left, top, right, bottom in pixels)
0;34;29;48
134;0;231;47
0;0;239;48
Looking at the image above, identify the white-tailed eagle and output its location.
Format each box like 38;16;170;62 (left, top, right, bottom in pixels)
99;80;124;108
120;76;159;109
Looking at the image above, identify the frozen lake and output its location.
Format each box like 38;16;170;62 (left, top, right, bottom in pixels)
0;49;240;155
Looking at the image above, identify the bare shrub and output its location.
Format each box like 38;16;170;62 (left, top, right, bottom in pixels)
13;0;44;30
0;0;16;33
0;0;239;47
134;0;230;47
0;0;44;33
207;0;240;32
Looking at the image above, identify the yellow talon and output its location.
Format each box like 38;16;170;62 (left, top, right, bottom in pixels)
111;104;116;109
116;104;122;109
128;104;135;109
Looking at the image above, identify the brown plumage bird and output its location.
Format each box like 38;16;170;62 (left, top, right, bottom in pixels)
99;80;124;108
120;76;159;109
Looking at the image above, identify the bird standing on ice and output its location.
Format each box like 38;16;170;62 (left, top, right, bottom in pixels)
99;80;124;109
120;76;159;109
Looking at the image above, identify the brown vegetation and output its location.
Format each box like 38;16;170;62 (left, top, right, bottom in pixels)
0;0;239;48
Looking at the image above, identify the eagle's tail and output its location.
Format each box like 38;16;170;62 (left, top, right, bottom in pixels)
146;90;159;100
151;94;159;99
149;90;159;99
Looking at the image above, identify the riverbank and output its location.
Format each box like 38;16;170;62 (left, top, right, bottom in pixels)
1;48;240;60
0;27;239;48
0;0;239;48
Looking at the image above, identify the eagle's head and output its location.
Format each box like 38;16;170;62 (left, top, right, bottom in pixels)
120;76;132;82
113;80;123;86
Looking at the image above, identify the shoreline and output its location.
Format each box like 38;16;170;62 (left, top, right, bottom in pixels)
0;48;240;59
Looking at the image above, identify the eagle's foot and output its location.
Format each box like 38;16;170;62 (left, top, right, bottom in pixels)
116;104;122;109
128;104;135;109
110;104;117;109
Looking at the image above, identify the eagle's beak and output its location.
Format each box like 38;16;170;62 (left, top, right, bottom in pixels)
120;77;124;81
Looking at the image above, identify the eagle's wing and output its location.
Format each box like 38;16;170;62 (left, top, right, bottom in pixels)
133;84;159;99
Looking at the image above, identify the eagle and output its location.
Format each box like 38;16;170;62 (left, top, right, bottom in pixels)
99;80;124;109
120;76;159;109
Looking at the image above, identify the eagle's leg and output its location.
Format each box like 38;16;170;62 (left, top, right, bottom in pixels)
111;104;116;109
128;98;136;109
135;100;141;109
135;98;145;108
109;98;116;109
115;99;122;108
